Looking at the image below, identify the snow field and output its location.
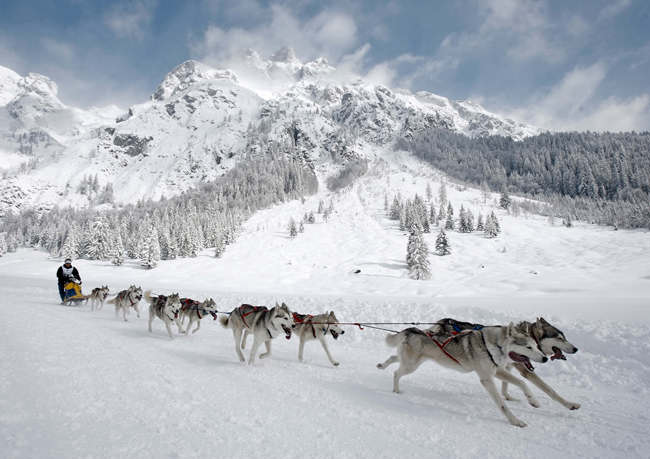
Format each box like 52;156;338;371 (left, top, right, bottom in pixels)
2;155;650;458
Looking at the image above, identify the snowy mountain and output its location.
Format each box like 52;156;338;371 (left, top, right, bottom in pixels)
0;50;538;215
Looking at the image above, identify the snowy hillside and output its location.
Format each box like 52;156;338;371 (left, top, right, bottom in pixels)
0;49;537;215
1;154;649;458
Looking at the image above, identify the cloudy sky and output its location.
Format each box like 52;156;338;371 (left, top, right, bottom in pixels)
2;0;649;131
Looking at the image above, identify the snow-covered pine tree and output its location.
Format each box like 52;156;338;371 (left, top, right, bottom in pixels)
430;204;437;226
214;234;225;258
383;194;389;211
112;232;125;266
299;221;305;233
438;202;446;223
61;226;79;259
499;190;512;210
426;183;433;202
476;213;485;231
390;196;401;220
458;206;469;233
466;209;475;232
288;218;298;238
399;207;406;231
323;208;330;222
423;218;430;233
307;211;315;224
438;181;447;207
0;232;7;257
484;213;499;238
491;211;501;233
445;210;455;230
435;228;451;256
141;226;161;269
406;223;431;280
318;200;325;214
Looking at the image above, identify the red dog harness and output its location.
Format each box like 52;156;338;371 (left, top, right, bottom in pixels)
239;304;265;329
425;331;462;366
292;312;316;338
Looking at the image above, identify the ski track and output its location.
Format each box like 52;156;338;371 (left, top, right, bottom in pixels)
2;156;650;458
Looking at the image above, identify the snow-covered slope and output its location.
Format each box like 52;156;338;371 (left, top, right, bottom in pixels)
1;154;648;458
0;49;538;215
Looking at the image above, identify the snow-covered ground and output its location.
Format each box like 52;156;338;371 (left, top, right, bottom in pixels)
2;156;650;458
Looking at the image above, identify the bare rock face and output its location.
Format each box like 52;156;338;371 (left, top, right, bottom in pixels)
113;134;153;156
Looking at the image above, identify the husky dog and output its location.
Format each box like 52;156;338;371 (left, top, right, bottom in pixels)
144;291;182;339
89;286;110;311
377;324;547;427
107;285;143;321
291;311;345;367
432;317;580;410
219;303;293;364
178;297;218;334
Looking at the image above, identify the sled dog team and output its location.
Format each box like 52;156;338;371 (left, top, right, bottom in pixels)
81;284;581;427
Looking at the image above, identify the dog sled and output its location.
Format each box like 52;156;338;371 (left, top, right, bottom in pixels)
63;279;87;306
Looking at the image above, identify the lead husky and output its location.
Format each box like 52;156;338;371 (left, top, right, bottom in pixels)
377;324;547;427
432;317;580;410
178;297;218;334
144;291;182;339
219;303;292;364
291;311;345;367
107;285;143;321
89;286;110;311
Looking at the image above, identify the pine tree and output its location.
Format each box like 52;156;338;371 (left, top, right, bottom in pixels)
466;209;475;232
492;211;501;233
288;218;298;238
476;213;485;231
438;203;446;223
214;234;225;258
61;227;79;259
435;228;451;256
111;232;125;265
0;232;7;257
390;196;401;220
318;200;325;214
307;211;315;224
458;206;469;233
383;194;389;211
426;183;432;201
406;224;431;280
430;204;437;226
484;213;499;238
141;226;161;269
438;181;447;207
299;221;305;233
445;209;455;230
422;218;430;233
499;190;512;210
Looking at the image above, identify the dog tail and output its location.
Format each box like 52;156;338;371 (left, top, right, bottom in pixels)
219;314;229;328
106;296;117;304
144;290;154;304
386;330;407;348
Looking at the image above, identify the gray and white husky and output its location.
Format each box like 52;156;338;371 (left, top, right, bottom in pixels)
377;324;547;427
219;303;293;364
432;317;580;410
107;285;143;321
291;311;345;367
89;285;110;311
144;291;182;339
178;297;218;335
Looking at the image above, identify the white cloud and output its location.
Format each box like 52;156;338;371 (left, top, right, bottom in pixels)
598;0;632;21
506;61;650;131
41;38;75;61
105;0;156;40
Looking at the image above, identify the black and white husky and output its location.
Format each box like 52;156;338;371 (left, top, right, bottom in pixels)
107;285;143;321
291;311;345;367
144;291;182;339
178;297;218;334
431;317;580;410
377;324;547;427
219;303;293;364
89;285;110;311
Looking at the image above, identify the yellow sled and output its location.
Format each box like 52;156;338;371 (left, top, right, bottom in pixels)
63;281;87;305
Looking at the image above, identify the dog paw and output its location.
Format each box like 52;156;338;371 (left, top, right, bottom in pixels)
376;363;384;369
510;419;527;428
332;362;340;367
504;395;519;402
566;402;581;410
528;398;541;408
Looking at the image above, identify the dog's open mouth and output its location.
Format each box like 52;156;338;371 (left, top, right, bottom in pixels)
282;324;292;339
210;312;218;320
551;346;567;361
331;330;339;340
509;352;535;372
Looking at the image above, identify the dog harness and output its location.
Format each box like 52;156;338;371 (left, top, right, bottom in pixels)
451;323;483;335
292;312;316;338
425;331;463;366
239;304;266;329
181;298;218;320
